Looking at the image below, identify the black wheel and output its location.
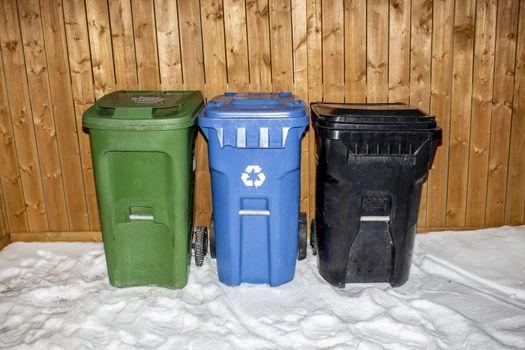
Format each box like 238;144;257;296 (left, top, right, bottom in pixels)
298;212;307;260
310;219;318;256
194;226;207;267
209;219;216;259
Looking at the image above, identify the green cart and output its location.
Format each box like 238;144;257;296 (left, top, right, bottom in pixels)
83;90;205;289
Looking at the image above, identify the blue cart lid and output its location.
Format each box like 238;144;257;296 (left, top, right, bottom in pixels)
200;92;307;121
199;92;308;148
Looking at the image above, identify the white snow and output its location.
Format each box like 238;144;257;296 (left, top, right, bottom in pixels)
0;226;524;349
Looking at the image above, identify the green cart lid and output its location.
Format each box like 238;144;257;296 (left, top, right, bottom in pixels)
82;90;204;131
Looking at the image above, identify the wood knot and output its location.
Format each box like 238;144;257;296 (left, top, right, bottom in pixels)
392;0;401;11
19;164;33;175
14;207;26;216
8;175;20;184
46;172;62;180
4;41;18;51
259;5;269;17
22;10;39;23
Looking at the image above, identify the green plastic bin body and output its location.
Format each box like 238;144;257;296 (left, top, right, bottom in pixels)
82;90;204;289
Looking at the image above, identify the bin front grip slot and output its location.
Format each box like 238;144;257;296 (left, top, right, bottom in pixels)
238;210;271;216
128;206;154;221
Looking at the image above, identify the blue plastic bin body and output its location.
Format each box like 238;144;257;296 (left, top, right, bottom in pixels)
198;92;309;286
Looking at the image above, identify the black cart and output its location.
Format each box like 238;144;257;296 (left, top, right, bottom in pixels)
311;103;441;287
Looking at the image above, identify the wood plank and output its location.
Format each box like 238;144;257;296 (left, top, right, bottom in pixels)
291;0;309;224
445;0;476;227
0;233;10;251
466;0;497;227
108;0;138;90
178;0;209;227
224;0;250;91
409;0;432;227
344;0;366;103
389;0;411;103
0;0;48;231
131;0;160;89
322;0;344;102
269;0;293;92
178;0;205;91
18;0;69;231
306;0;322;102
306;0;322;222
506;0;525;225
485;0;519;227
11;231;102;242
416;226;485;233
427;0;454;227
40;0;90;231
246;0;272;91
155;0;183;90
0;182;10;240
198;0;226;230
63;0;100;231
86;0;115;98
200;0;227;97
367;0;389;102
0;27;28;232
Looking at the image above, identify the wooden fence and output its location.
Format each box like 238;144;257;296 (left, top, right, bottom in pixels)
0;0;524;242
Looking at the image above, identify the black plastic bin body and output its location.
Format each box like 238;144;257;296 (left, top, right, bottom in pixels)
311;103;441;287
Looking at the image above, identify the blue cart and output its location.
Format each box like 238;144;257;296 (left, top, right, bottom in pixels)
198;92;309;286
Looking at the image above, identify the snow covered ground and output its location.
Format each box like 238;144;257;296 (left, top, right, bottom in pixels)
0;226;524;350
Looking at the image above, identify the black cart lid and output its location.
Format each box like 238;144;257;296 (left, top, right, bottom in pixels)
311;103;437;130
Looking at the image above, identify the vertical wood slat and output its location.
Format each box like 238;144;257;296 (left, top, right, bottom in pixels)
178;0;208;226
40;0;90;231
0;182;9;240
388;0;411;103
63;0;100;231
131;0;160;89
224;0;250;91
306;0;322;103
200;0;227;98
0;179;11;249
86;0;115;99
0;0;48;231
322;0;344;102
291;0;309;222
0;37;27;232
155;0;183;90
446;0;476;227
506;0;525;225
246;0;272;91
269;0;293;92
178;1;205;91
486;0;520;226
198;0;226;231
427;0;454;227
410;0;432;227
17;0;68;231
306;0;322;222
466;0;497;227
109;0;138;90
345;0;366;103
367;0;389;102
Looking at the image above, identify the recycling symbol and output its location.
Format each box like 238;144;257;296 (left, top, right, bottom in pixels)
241;165;266;188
